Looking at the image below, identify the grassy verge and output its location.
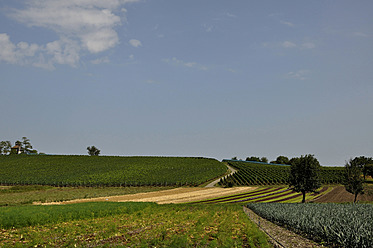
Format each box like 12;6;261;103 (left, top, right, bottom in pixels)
0;185;175;206
0;203;271;248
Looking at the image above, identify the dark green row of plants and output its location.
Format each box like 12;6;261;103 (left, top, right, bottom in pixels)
218;161;345;186
247;203;373;248
0;155;226;187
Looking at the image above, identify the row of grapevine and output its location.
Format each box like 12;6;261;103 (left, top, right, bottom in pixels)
0;155;227;187
247;203;373;248
218;161;344;186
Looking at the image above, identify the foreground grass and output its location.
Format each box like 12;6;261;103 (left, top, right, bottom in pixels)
0;203;271;247
0;185;175;206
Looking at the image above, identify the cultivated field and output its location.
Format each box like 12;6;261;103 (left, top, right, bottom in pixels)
1;155;372;247
0;155;226;187
219;161;345;186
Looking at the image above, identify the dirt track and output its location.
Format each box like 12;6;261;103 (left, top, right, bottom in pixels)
39;187;257;205
313;185;373;203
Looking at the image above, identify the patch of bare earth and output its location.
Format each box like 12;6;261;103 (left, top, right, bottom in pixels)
37;187;256;205
243;207;326;248
313;185;373;203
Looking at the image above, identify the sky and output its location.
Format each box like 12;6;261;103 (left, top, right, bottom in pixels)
1;0;372;165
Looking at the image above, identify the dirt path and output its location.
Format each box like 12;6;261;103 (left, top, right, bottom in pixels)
313;185;373;203
205;164;237;188
38;186;256;205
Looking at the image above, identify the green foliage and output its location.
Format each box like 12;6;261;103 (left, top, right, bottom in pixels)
0;141;11;155
0;202;156;229
0;204;271;247
344;158;365;203
0;155;226;187
245;156;261;162
365;164;373;178
87;146;100;156
274;155;290;165
219;161;344;187
289;154;321;203
247;203;373;248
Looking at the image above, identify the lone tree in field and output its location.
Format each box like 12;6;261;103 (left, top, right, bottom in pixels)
289;154;321;203
344;158;364;203
87;146;100;156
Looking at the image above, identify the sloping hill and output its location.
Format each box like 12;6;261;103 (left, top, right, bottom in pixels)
0;155;226;187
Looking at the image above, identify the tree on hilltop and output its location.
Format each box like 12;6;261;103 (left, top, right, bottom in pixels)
289;154;321;203
274;156;290;165
87;146;100;156
0;141;11;155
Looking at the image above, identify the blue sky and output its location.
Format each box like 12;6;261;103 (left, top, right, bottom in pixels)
1;0;372;165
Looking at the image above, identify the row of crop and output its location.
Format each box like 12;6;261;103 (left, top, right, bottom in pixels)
0;156;227;187
246;203;373;248
194;186;329;204
218;161;344;186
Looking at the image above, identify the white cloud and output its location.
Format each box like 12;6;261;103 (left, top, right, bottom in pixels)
163;57;208;71
129;39;142;48
285;69;310;81
282;41;296;48
280;21;295;27
2;0;139;68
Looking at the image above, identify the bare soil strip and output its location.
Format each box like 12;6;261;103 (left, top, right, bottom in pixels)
38;187;257;205
243;207;325;248
313;185;373;203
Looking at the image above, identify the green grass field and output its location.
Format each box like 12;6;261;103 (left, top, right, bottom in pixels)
0;155;226;187
0;203;271;248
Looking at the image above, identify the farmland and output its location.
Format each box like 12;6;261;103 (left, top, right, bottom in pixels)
0;155;226;187
1;155;373;247
218;160;345;186
193;186;332;204
0;203;271;247
246;203;373;248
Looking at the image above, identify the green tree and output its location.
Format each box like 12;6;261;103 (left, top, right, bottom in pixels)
260;157;268;163
275;156;290;165
365;164;373;178
344;159;364;203
87;146;100;156
0;141;11;155
245;156;261;162
21;137;33;154
289;154;321;203
352;156;373;180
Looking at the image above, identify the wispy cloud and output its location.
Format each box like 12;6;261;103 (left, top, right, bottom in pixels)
282;41;297;48
280;20;295;27
162;57;208;71
263;41;316;50
0;0;139;69
91;56;110;64
285;69;310;81
129;39;142;48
